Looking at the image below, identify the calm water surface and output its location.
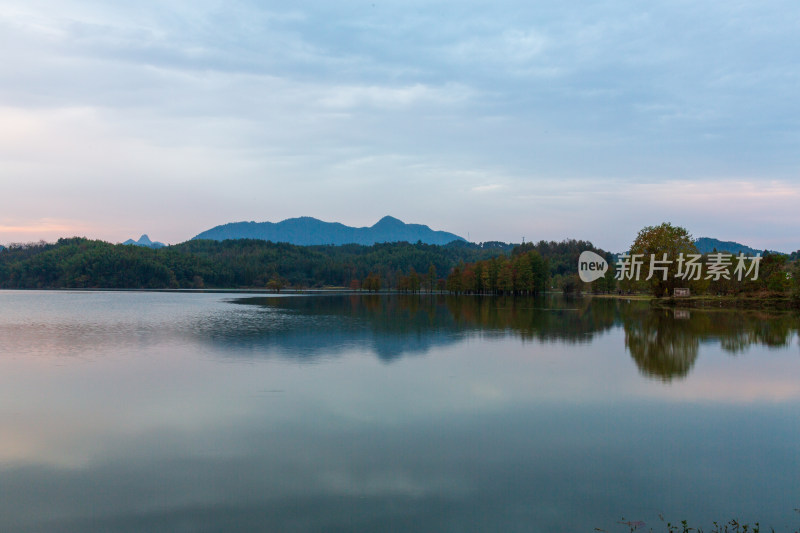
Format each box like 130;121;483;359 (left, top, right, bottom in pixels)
0;291;798;532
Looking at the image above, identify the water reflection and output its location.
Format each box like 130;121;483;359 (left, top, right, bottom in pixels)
210;294;621;361
1;292;799;532
1;292;797;381
223;295;799;380
622;307;800;380
623;309;699;380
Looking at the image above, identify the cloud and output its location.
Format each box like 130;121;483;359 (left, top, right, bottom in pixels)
470;184;505;193
0;218;91;241
448;28;548;68
0;1;798;248
318;82;474;110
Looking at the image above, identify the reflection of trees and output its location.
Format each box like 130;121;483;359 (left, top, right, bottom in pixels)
234;294;621;346
623;309;699;381
620;307;800;381
222;295;800;371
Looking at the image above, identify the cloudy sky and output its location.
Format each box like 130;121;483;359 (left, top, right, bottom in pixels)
1;0;798;251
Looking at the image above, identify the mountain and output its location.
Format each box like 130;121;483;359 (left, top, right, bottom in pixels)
192;216;466;246
123;235;166;249
693;237;779;255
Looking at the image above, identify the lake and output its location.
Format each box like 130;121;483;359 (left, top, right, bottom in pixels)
0;291;798;532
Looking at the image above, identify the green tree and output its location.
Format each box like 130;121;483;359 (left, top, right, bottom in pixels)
792;262;800;304
514;255;533;294
528;251;548;294
629;223;699;297
760;253;789;293
592;260;616;293
497;259;513;294
560;274;582;295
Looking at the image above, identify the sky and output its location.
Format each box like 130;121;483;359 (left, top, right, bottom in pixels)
1;0;798;252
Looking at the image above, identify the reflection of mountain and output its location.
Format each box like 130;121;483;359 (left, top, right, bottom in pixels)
188;302;466;361
200;294;621;361
204;295;800;379
190;296;460;361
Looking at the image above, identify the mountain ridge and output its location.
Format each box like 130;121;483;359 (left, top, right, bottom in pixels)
123;234;166;249
693;237;781;256
192;216;466;246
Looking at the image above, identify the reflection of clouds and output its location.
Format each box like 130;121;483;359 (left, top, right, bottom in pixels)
0;290;224;358
0;321;168;358
3;399;800;532
318;469;471;499
469;383;506;402
635;356;800;404
667;381;800;403
0;293;469;362
2;293;800;530
0;416;103;468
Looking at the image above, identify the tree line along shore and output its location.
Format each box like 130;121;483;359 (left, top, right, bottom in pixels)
0;236;599;293
1;223;798;305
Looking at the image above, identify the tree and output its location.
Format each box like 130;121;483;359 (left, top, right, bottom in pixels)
446;266;463;293
629;223;698;297
497;260;513;294
528;251;548;294
266;275;286;292
760;253;789;293
560;274;582;295
427;263;437;293
363;272;381;292
514;256;533;294
408;267;421;293
592;260;616;293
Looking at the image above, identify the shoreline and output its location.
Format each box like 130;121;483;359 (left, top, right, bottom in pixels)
588;292;798;310
2;287;798;310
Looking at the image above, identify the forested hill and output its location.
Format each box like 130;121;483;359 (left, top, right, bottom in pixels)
0;237;603;290
192;216;466;246
693;237;780;256
0;238;497;289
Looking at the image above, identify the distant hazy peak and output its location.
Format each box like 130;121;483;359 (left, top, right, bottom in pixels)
192;216;465;246
373;215;403;226
123;234;166;248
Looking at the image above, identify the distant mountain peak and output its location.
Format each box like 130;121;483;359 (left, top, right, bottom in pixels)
374;215;403;226
192;216;465;246
123;234;165;249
